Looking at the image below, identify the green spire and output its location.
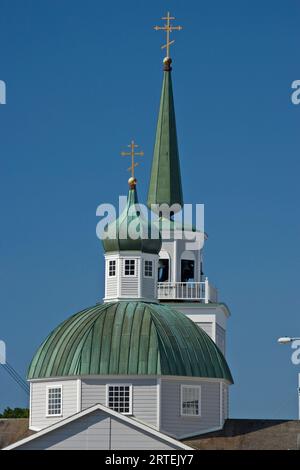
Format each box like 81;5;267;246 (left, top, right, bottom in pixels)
147;61;183;210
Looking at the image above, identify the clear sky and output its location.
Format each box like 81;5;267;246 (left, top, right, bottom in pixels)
0;0;299;419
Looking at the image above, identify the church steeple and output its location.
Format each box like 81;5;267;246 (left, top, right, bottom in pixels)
147;13;183;211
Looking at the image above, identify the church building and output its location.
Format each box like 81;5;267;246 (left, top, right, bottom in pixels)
5;13;233;451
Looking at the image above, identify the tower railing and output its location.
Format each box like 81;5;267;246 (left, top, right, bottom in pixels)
157;278;218;303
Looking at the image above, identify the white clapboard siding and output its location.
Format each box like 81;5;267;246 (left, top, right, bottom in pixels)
160;378;221;439
30;380;78;430
119;258;139;297
81;378;158;427
197;322;213;338
142;277;156;299
16;410;181;450
106;275;118;298
120;277;139;297
222;382;229;421
216;323;226;355
110;419;177;450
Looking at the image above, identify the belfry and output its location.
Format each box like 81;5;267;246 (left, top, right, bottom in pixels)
6;12;233;451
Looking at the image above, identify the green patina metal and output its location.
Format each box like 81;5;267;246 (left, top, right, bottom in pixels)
147;69;183;209
155;216;197;233
102;186;162;254
28;301;233;382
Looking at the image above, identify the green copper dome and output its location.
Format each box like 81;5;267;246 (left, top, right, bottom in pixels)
102;185;162;254
28;301;233;382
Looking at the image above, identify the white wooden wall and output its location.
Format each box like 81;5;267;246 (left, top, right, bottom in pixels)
81;377;158;428
18;410;182;450
160;377;222;439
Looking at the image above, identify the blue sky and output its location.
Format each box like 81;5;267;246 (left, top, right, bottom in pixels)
0;0;299;419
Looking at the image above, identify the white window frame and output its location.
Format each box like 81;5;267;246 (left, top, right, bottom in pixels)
106;383;133;415
108;259;116;277
144;259;153;278
180;385;201;417
46;385;63;417
123;259;136;277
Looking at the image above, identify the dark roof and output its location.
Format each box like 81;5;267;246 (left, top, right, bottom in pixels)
27;301;233;382
0;419;33;450
183;419;300;450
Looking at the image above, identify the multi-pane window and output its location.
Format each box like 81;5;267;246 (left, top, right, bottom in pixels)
144;260;153;277
107;385;131;414
124;259;135;276
47;386;62;416
181;386;201;416
109;260;116;277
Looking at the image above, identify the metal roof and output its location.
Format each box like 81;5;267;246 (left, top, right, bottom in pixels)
147;68;183;209
102;187;162;254
28;301;233;383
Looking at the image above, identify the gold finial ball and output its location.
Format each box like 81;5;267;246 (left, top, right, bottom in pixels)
163;57;172;71
128;177;137;188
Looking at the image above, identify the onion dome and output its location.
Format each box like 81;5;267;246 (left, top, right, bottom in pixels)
102;178;162;254
28;301;233;382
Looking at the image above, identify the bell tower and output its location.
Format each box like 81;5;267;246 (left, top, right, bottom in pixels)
147;12;230;357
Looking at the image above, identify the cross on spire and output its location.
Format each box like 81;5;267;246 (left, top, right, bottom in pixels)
154;11;182;59
121;140;144;179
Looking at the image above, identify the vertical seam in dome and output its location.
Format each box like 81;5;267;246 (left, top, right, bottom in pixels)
166;305;211;377
88;322;96;374
116;302;128;374
172;307;204;377
99;303;119;375
197;326;220;376
107;302;121;374
29;308;89;378
161;304;185;375
76;324;95;376
191;320;220;378
36;305;99;378
58;306;103;377
145;312;152;374
185;321;212;377
98;304;110;374
139;304;151;375
148;314;159;375
148;304;178;375
135;303;146;375
125;303;136;374
57;304;111;378
164;307;193;376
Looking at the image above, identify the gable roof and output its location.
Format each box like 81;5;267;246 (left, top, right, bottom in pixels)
4;403;192;450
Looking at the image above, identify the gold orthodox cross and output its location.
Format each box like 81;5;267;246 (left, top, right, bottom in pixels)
121;140;144;178
154;12;182;58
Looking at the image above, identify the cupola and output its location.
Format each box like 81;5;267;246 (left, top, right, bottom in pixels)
102;177;162;303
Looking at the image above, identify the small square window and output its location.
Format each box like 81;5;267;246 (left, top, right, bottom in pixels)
144;260;153;278
107;385;132;414
181;386;201;417
109;260;116;277
47;386;62;416
124;259;135;276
